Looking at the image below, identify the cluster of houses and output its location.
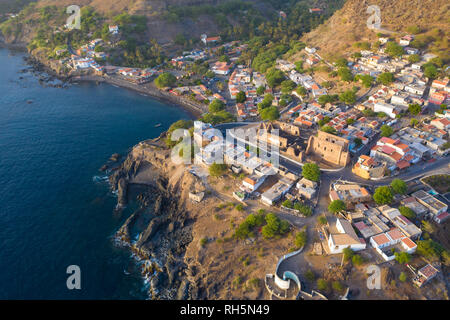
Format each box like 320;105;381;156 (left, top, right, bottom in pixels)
322;181;448;265
171;84;226;104
228;65;269;119
170;50;209;68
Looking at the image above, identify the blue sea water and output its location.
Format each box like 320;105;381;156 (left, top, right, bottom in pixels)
0;48;191;299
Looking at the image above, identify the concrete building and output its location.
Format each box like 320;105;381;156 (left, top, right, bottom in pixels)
261;178;294;206
352;155;386;180
412;190;448;217
296;178;317;200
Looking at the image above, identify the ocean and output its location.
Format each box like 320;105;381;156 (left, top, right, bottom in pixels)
0;48;191;299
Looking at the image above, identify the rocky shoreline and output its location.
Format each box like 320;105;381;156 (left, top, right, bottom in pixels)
106;138;205;299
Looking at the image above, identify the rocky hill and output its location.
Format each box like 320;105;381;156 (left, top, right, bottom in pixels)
302;0;450;61
1;0;342;48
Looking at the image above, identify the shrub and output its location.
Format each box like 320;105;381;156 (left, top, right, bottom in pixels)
209;162;227;177
200;237;208;247
305;270;315;282
352;254;365;266
295;230;307;249
343;248;354;262
332;281;344;292
399;272;407;282
317;278;329;291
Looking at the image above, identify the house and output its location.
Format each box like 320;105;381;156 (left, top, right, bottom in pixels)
242;175;266;192
329;183;372;207
413;264;439;287
401;197;428;217
434;212;450;224
109;25;119;35
378;206;422;239
430;118;450;132
352;155;386;180
296;178;317;200
370;228;417;261
305;47;317;54
374;102;399;119
276;59;296;72
202;36;221;46
189;192;205;203
211;61;231;75
325;218;366;254
412;190;448;217
309;8;322;14
399;35;414;46
261;178;294;206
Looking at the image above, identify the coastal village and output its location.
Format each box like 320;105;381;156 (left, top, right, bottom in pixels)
2;1;449;301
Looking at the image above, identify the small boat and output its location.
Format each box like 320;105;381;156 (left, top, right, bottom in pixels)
154;123;162;128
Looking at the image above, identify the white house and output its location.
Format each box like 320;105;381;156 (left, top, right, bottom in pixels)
242;175;266;192
109;25;119;34
374;102;398;119
326;218;366;254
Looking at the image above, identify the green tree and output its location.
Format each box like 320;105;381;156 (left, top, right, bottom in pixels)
385;42;404;57
261;213;290;239
256;86;265;96
209;99;226;113
395;251;411;264
302;163;320;182
282;199;293;209
354;137;363;147
410;118;419;127
373;186;393;205
338;67;353;82
305;270;315;281
328;200;346;214
266;68;285;88
209;162;227;177
417;239;444;261
260;106;280;121
281;80;296;94
408;103;422;116
377;72;395;85
332;281;344;292
295;230;307;248
318;94;338;105
391;179;407;195
380;125;394;137
296;86;307;97
165;119;194;148
318;216;328;226
424;64;438;79
155;72;176;88
352;254;364;266
236;91;247;103
399;206;416;220
408;54;420;64
343;248;354;261
335;58;348;68
339;90;357;104
321;125;337;135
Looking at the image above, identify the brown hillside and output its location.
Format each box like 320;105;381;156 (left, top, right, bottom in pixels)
302;0;450;60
